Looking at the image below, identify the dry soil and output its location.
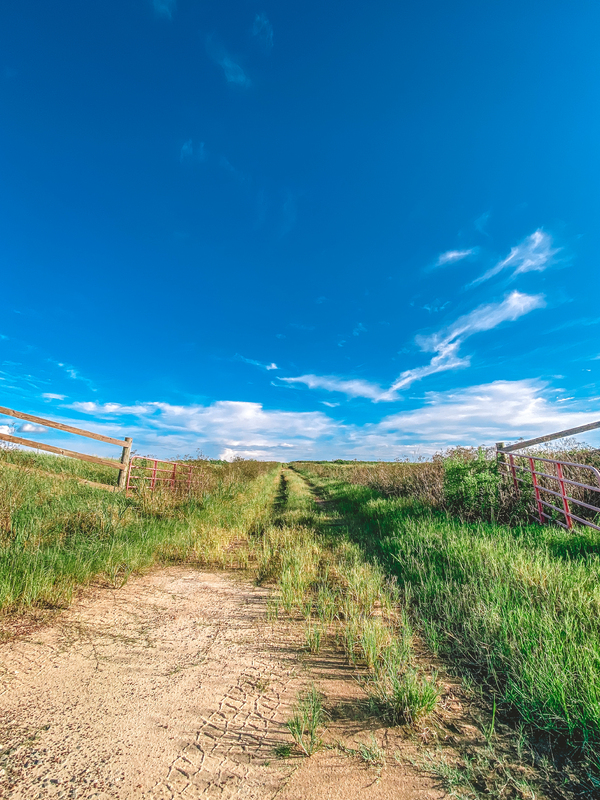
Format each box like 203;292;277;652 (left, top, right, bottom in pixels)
0;568;446;799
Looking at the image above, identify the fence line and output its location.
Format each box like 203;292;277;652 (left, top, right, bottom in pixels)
497;427;600;533
0;405;132;489
497;419;600;454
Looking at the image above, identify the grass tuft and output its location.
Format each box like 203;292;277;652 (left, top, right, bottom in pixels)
285;684;326;756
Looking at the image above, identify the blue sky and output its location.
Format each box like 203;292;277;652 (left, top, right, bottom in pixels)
1;0;600;460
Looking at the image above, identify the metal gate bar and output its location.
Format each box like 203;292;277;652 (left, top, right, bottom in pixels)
126;456;197;496
499;451;600;532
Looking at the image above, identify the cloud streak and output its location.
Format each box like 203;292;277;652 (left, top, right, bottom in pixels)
282;291;545;402
375;380;599;444
69;399;335;461
280;375;390;401
237;355;279;371
471;230;558;286
434;249;476;268
55;380;600;462
389;291;546;392
206;37;251;87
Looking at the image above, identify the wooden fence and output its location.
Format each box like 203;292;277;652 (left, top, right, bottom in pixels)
496;419;600;455
0;405;132;489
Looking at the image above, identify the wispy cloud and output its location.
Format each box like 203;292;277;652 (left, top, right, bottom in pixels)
43;359;97;392
282;291;545;402
280;375;390;401
388;290;545;393
220;56;250;86
289;323;315;331
353;323;366;336
471;230;558;286
474;211;490;235
206;36;251;87
153;0;176;19
180;139;193;161
70;401;150;415
252;13;274;52
42;393;66;401
236;355;279;371
434;249;476;268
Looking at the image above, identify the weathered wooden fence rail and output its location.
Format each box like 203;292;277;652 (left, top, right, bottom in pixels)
0;405;132;488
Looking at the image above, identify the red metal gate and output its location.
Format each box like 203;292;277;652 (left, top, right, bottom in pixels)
126;456;195;496
500;452;600;531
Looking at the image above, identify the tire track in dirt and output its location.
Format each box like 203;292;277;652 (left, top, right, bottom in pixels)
0;569;304;799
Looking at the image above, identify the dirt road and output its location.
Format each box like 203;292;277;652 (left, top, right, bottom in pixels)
0;568;444;799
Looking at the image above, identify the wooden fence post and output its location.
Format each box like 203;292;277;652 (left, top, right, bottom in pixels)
118;437;133;489
496;442;505;469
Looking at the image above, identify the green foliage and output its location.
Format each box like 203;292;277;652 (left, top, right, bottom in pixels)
442;447;504;522
0;458;280;614
305;622;323;654
293;463;600;787
285;685;325;756
367;663;440;726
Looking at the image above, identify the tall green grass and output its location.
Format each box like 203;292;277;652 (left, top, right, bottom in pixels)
293;464;600;781
301;443;600;527
0;453;278;614
0;447;121;484
257;469;440;730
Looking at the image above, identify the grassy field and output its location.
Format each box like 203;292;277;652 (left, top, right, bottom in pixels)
0;449;277;613
2;446;599;793
293;460;600;789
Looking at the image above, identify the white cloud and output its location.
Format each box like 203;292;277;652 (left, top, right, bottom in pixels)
180;140;207;163
281;375;390;401
282;291;545;402
318;380;600;461
237;355;279;371
153;0;176;19
375;380;600;446
219;56;250;86
475;211;490;235
65;399;336;461
471;230;558;286
42;393;66;400
19;423;46;433
70;402;150;415
388;290;545;394
0;425;12;435
252;13;273;52
353;323;367;336
434;249;476;267
43;380;600;462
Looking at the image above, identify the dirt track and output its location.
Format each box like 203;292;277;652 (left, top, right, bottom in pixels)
0;568;444;799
